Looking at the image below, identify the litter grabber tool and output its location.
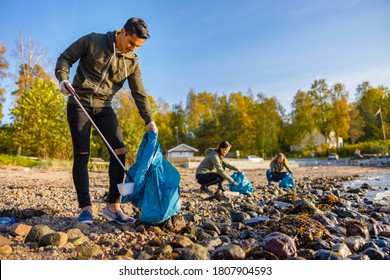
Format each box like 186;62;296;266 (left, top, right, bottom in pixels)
64;83;134;195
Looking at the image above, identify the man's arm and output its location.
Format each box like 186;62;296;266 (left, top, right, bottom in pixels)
55;34;90;82
127;63;155;129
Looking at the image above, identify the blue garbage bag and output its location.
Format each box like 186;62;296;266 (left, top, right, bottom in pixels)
121;131;181;225
229;172;254;194
279;173;295;188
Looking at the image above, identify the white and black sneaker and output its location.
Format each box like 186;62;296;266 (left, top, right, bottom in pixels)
102;207;135;225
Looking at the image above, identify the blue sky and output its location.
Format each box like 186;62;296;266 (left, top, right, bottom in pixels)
1;0;389;124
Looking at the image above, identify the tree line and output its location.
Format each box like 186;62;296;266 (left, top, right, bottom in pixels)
0;39;389;163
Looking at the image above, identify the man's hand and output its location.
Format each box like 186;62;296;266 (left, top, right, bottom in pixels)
146;121;158;133
59;80;74;96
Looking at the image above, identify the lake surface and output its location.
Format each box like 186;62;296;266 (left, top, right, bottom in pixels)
342;171;390;204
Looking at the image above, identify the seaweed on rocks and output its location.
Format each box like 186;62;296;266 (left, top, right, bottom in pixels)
267;213;330;247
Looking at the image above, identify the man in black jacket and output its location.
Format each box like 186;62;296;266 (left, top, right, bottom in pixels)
55;17;158;225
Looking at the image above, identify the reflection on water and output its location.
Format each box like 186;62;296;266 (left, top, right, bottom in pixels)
342;172;390;203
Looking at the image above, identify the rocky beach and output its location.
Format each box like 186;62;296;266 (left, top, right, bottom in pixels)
0;165;389;260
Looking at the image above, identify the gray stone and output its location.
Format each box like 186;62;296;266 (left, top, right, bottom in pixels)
25;225;55;243
349;254;371;260
212;244;246;260
331;243;352;258
230;210;251;222
243;215;269;226
66;228;87;246
165;215;186;233
290;199;323;215
202;219;221;234
170;236;194;248
76;245;103;259
199;237;222;251
137;251;153;260
345;220;369;239
182;244;210;260
297;249;315;260
363;247;385;260
40;232;68;247
344;236;365;252
314;249;345;260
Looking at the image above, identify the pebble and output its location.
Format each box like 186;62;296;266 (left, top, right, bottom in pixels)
0;167;389;260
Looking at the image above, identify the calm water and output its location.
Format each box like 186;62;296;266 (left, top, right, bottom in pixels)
342;171;390;204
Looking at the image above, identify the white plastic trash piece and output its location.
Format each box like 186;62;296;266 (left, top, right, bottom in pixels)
117;182;134;196
224;191;240;196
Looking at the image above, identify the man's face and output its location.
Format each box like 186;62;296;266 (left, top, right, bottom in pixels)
116;28;145;53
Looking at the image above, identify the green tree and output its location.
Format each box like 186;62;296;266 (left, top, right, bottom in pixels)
10;78;71;159
171;102;186;147
0;42;9;123
0;124;17;154
252;94;282;158
348;103;365;144
194;118;219;152
355;81;371;101
217;92;255;155
356;87;387;141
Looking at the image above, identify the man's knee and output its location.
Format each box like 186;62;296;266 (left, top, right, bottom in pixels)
74;152;90;165
114;147;126;155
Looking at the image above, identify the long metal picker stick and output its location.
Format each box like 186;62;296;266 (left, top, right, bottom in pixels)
64;83;132;181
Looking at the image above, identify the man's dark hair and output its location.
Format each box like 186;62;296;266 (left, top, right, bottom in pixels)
124;17;150;39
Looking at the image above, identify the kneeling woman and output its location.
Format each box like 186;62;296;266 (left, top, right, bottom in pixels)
196;141;240;192
266;153;293;187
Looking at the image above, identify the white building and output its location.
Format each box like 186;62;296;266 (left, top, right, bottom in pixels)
292;130;343;152
167;144;199;158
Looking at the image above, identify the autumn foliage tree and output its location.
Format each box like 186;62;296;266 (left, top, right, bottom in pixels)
113;89;159;164
12;33;51;97
0;41;9;123
329;83;350;147
290;90;317;150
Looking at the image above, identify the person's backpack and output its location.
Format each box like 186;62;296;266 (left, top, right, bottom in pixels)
279;173;295;188
229;172;254;194
121;131;181;225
